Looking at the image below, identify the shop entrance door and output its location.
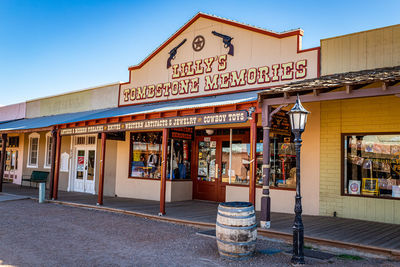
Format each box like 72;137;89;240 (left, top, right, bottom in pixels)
194;136;235;202
73;148;96;194
5;149;18;183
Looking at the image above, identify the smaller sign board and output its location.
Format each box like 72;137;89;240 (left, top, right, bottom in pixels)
271;110;291;136
60;110;248;136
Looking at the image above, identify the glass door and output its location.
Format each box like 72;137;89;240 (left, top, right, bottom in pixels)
73;148;96;194
195;136;221;201
5;149;18;182
74;149;86;192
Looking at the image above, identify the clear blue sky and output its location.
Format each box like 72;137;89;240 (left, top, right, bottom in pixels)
0;0;399;106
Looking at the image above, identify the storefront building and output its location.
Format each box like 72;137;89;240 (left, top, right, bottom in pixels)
0;14;319;222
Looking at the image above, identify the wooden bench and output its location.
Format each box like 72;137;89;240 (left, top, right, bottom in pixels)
21;171;49;188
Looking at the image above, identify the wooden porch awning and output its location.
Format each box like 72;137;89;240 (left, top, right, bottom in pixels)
258;66;400;103
0;90;259;134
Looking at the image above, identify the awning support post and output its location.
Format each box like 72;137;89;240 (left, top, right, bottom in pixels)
260;104;271;228
159;128;168;216
249;112;257;205
0;133;7;192
52;130;61;200
97;132;106;206
48;129;57;200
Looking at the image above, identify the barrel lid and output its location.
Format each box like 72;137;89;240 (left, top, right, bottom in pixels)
219;201;253;208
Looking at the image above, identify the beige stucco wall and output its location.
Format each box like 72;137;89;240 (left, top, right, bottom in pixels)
167;181;193;202
17;132;70;190
321;24;400;75
58;136;71;191
26;83;120;118
95;139;117;197
320;95;400;224
22;131;51;188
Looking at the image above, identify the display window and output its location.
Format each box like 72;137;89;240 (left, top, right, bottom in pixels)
343;134;400;199
195;127;296;188
252;128;296;189
220;141;252;185
167;139;192;180
129;132;162;179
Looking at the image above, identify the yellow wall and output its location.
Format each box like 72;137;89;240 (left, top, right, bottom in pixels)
320;95;400;224
321;24;400;75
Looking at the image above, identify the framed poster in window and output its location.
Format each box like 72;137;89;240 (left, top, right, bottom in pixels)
361;178;379;196
348;180;361;195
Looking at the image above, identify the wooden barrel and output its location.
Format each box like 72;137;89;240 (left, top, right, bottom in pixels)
216;202;257;260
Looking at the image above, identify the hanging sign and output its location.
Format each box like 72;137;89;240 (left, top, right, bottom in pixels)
271;110;291;136
60;110;248;136
169;127;194;140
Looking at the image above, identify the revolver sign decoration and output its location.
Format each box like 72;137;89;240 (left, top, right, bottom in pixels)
167;38;187;69
212;31;234;56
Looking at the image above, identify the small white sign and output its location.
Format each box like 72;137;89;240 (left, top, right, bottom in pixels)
60;152;69;172
393;185;400;198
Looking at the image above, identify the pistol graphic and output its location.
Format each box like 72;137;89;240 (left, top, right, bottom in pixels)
212;31;234;56
167;38;187;69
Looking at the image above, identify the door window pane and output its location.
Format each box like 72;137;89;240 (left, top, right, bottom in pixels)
87;150;95;181
197;141;216;182
76;150;85;179
231;142;251;185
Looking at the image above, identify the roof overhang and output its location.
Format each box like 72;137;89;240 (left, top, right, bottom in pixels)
258;66;400;105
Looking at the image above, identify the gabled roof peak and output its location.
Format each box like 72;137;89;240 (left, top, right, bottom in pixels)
128;12;303;71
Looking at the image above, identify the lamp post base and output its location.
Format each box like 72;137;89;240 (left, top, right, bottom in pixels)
291;227;305;265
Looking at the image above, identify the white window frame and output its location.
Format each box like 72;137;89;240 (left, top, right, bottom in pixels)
27;133;40;168
43;132;52;169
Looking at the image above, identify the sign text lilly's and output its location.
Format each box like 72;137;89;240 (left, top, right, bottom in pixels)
119;15;319;106
122;55;308;104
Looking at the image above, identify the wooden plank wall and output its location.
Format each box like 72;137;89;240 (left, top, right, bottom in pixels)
321;24;400;75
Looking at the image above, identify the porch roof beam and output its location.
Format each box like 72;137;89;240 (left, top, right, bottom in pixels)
262;84;400;106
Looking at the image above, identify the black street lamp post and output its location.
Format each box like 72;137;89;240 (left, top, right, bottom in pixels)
287;95;310;265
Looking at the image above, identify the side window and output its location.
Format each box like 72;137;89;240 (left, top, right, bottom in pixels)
44;132;52;168
27;133;40;168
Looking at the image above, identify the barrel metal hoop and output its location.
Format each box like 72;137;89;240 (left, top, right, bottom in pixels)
218;248;255;257
217;212;255;220
216;238;256;246
218;206;254;213
216;221;258;230
219;254;252;261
